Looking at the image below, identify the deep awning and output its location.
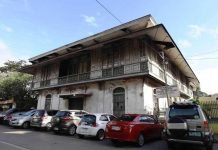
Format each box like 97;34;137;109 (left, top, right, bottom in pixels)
59;93;92;99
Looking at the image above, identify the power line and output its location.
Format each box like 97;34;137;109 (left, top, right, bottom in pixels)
172;56;218;61
187;57;218;60
186;49;218;57
93;2;218;61
95;0;122;24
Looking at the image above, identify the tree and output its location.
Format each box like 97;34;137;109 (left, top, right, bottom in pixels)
0;60;37;109
0;60;27;73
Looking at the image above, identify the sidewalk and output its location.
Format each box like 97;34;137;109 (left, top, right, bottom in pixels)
215;135;218;143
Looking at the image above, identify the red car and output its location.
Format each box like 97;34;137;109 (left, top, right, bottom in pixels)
105;114;163;147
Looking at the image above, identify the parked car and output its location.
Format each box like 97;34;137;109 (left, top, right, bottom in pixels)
76;113;116;140
162;101;214;150
2;108;29;125
9;110;36;129
105;114;163;147
0;111;6;124
52;110;88;135
30;109;58;130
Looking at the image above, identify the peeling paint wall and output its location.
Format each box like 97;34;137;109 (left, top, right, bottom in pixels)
36;77;148;114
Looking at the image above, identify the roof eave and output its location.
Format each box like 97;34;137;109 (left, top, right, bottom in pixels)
29;14;155;62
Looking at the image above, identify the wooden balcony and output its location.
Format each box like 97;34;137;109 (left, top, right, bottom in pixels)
31;61;149;90
31;60;193;98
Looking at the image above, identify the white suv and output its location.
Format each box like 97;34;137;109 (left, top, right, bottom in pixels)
76;113;116;140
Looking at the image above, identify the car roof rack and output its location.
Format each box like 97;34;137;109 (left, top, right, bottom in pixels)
172;100;197;106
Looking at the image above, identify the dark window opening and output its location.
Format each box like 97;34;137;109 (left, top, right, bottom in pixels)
59;53;90;77
68;98;84;110
41;65;51;81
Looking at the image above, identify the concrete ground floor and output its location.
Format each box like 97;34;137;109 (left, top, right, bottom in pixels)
36;77;182;116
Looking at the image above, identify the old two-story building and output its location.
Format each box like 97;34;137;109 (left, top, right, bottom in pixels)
21;15;199;117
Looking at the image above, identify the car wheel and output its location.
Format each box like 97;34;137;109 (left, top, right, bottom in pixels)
22;122;30;129
96;129;105;141
137;133;145;147
78;134;84;139
46;123;52;131
68;125;76;136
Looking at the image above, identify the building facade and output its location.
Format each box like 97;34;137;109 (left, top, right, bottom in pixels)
22;15;199;116
199;93;218;102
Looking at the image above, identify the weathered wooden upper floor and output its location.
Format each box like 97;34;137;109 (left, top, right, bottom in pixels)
30;38;193;98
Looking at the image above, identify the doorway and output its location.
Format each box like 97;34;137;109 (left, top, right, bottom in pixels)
113;87;125;117
68;98;84;110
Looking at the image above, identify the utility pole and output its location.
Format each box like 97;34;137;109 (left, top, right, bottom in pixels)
160;51;170;107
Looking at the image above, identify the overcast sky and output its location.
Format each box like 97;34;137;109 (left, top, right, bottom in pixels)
0;0;218;94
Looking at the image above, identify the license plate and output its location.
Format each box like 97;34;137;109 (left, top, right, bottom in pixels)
112;126;121;131
54;127;59;131
189;132;201;137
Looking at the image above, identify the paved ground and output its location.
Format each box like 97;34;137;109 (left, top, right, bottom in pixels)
0;125;217;150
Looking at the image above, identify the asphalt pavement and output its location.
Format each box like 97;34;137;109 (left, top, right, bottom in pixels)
0;125;217;150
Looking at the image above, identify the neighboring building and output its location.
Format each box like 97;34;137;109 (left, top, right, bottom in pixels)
0;99;15;111
21;15;199;116
199;93;218;102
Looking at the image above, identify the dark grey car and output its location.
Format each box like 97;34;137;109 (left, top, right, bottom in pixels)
51;110;88;135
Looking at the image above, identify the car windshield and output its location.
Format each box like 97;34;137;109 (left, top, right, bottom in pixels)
118;115;136;121
23;110;35;116
47;110;58;116
5;108;16;114
81;115;96;125
55;111;70;117
34;110;45;117
169;105;200;119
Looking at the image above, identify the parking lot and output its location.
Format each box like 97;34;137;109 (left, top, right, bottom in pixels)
0;125;217;150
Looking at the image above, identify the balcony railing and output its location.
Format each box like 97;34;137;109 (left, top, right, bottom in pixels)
31;60;193;98
32;61;149;89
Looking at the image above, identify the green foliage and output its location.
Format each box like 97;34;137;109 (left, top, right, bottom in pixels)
0;60;27;73
0;72;30;99
0;60;37;109
211;124;218;134
188;98;200;105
